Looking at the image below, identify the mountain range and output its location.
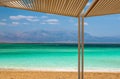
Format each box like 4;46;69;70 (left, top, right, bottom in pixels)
0;30;120;43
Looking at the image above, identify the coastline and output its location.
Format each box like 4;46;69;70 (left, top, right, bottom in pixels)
0;68;120;73
0;43;120;79
0;69;120;79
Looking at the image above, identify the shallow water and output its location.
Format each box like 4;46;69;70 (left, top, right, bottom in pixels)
0;43;120;72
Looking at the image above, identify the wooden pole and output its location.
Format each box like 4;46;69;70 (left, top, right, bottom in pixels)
78;17;81;79
81;16;84;79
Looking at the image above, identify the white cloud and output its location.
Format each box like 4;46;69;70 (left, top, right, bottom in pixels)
46;19;59;24
75;22;88;26
0;22;7;26
43;19;59;24
26;18;39;22
10;15;39;22
84;22;88;26
12;22;19;25
23;23;29;25
10;15;27;20
41;16;48;19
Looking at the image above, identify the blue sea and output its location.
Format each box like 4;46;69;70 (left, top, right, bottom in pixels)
0;43;120;72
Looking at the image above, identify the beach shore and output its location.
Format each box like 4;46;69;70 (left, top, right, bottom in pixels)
0;70;120;79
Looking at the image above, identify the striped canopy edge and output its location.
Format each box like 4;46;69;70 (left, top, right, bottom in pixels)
0;0;88;17
84;0;120;17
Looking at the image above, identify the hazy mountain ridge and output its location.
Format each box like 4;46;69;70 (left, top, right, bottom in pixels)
0;30;120;43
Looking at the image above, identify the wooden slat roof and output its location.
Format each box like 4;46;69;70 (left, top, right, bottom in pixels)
0;0;88;17
85;0;120;17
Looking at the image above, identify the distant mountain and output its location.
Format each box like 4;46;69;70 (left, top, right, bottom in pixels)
0;30;120;43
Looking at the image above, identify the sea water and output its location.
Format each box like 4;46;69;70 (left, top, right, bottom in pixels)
0;43;120;72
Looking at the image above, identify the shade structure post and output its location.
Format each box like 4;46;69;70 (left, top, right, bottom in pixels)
78;15;84;79
81;16;84;79
78;17;81;79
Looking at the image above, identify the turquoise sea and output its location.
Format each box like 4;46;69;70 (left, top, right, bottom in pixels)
0;43;120;72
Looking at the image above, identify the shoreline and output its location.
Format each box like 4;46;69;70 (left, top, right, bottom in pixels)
0;68;120;73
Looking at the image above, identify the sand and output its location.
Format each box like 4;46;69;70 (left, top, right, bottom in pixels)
0;70;120;79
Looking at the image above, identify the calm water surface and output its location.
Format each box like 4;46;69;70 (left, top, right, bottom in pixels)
0;43;120;71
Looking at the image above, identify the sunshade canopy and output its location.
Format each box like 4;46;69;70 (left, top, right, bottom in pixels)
0;0;88;17
85;0;120;17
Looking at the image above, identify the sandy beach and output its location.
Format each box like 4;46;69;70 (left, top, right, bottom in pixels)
0;70;120;79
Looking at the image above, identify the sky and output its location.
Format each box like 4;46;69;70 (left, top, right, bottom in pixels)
0;1;120;42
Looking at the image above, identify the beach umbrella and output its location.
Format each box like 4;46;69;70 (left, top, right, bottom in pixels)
0;0;88;79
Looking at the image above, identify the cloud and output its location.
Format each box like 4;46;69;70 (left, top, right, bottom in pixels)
46;13;53;15
84;22;88;26
75;22;88;26
0;22;7;26
10;15;39;22
26;18;39;22
42;19;59;24
41;16;48;19
12;22;19;26
10;15;29;20
23;23;29;25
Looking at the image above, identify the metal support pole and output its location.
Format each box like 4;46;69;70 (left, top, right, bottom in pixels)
78;17;81;79
81;16;84;79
